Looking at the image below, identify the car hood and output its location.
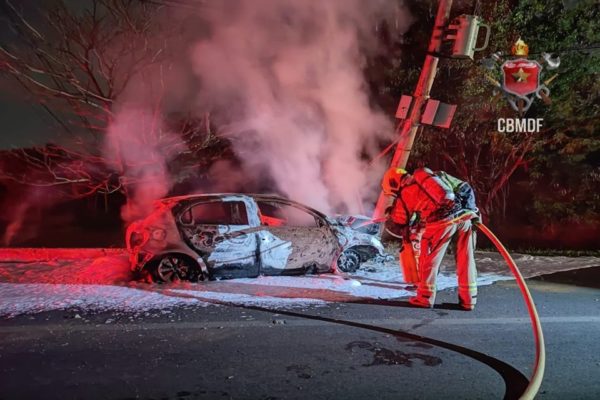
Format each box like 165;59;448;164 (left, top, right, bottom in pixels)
327;215;385;255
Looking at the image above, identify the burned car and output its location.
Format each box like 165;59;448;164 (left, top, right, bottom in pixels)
126;194;385;282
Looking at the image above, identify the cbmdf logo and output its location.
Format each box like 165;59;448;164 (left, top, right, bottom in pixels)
483;38;560;116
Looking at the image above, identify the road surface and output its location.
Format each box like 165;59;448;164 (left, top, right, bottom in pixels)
1;267;599;400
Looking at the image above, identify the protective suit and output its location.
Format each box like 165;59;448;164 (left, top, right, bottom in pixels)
384;167;478;310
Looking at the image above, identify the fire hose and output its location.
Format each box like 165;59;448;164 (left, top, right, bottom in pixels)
370;212;546;399
476;222;545;400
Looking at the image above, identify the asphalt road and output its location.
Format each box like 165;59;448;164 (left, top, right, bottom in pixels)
1;267;599;400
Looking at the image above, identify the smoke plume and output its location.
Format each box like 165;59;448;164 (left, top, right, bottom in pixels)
104;106;183;221
107;0;411;219
187;0;407;214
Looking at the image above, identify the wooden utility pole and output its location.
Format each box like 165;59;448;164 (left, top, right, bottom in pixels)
372;0;453;221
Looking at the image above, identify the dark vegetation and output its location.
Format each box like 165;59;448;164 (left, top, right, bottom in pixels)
371;0;599;249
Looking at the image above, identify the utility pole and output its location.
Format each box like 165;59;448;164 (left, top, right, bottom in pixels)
372;0;453;221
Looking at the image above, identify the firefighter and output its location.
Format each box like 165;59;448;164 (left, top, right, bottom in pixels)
382;167;479;310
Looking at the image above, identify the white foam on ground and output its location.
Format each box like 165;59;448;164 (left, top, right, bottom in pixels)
0;249;598;317
0;283;199;318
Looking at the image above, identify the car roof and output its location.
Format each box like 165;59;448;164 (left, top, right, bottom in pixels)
157;193;329;219
158;193;284;204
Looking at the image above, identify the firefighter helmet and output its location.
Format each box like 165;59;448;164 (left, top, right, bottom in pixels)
382;167;408;196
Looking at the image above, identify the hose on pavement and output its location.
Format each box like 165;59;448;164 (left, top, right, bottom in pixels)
476;222;545;400
372;212;546;399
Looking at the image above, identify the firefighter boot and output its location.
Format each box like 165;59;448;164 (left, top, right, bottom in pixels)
409;295;434;309
458;294;476;311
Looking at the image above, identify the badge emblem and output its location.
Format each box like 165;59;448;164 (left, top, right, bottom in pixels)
482;38;560;115
502;59;541;97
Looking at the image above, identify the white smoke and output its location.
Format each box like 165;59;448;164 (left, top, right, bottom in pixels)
104;106;183;222
188;0;409;214
104;0;412;219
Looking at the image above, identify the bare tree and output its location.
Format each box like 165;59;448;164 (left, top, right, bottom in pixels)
0;0;173;130
0;0;162;188
0;0;226;204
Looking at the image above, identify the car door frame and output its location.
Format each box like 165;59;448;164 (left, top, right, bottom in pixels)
175;196;262;279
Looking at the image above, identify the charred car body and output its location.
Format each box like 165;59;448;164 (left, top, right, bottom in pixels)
126;194;385;282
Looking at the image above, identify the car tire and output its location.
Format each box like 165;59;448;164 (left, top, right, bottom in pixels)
149;253;203;283
337;249;361;273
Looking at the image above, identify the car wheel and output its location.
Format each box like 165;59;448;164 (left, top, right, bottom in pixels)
337;249;361;273
151;254;202;283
